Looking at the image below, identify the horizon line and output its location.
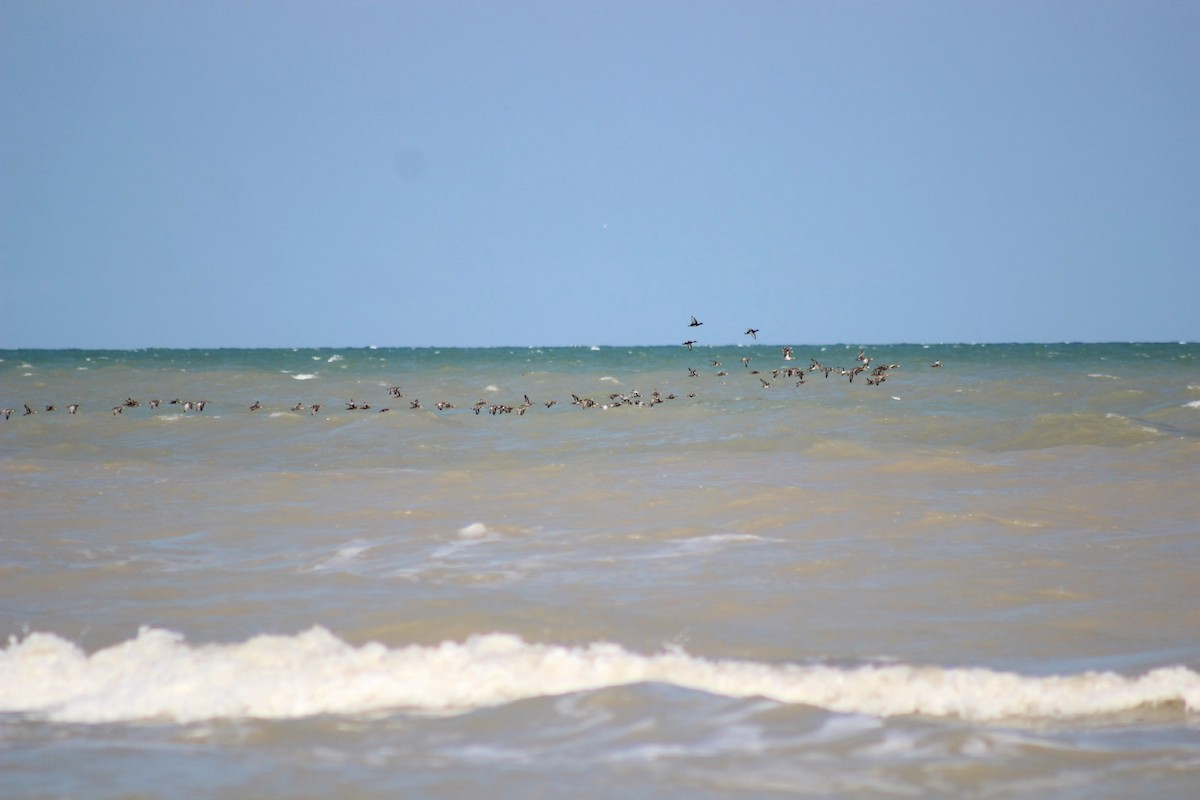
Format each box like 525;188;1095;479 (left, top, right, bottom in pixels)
2;339;1196;352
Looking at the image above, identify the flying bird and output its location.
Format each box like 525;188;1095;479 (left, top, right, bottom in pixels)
745;328;758;339
689;315;703;327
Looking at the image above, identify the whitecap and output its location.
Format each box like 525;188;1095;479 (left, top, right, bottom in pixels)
327;355;343;363
306;542;372;573
1185;400;1200;409
458;522;491;539
292;374;318;381
4;628;1199;725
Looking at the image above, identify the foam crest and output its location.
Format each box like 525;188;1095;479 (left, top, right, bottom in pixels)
3;628;1198;724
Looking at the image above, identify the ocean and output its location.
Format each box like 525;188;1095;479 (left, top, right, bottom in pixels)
2;342;1199;798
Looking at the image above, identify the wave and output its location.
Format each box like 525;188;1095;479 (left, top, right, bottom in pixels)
2;627;1197;724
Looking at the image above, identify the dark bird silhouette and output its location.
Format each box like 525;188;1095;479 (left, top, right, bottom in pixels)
689;315;703;327
745;328;758;339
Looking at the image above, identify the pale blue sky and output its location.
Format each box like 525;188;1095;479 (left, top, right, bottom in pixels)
2;0;1197;348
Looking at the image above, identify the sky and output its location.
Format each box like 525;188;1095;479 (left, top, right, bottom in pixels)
1;0;1197;349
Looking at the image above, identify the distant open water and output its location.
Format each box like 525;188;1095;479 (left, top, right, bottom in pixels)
2;343;1199;798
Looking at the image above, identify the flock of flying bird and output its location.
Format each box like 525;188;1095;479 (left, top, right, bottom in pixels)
2;318;945;421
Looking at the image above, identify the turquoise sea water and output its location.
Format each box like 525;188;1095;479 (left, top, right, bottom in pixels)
3;343;1199;797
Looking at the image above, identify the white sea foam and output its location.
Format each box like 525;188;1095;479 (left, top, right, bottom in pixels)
3;628;1198;725
302;542;374;574
1185;400;1200;409
458;522;491;538
292;374;318;380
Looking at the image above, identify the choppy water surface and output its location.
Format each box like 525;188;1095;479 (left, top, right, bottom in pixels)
3;343;1199;797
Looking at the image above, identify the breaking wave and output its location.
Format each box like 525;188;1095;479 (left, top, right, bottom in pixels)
3;628;1199;725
